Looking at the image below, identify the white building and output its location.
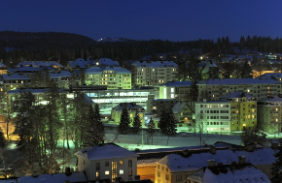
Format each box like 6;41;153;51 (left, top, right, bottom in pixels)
131;61;178;86
75;143;139;182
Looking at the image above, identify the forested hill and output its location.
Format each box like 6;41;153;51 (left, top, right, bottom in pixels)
1;31;282;67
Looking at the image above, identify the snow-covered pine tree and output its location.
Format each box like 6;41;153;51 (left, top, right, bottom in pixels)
241;60;252;78
132;110;141;134
189;81;199;102
159;110;167;134
88;104;104;146
118;105;130;134
271;138;282;183
165;108;177;137
147;118;155;145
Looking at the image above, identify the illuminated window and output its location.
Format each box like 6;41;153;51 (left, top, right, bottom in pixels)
96;172;99;178
105;71;107;73
105;171;109;175
171;94;174;98
171;88;174;92
139;114;143;117
119;169;124;175
119;161;123;165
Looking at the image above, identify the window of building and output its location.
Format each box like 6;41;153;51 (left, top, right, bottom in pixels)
157;171;160;177
96;163;100;170
105;162;109;167
166;174;169;180
119;161;124;165
105;170;109;175
96;172;99;178
128;160;132;167
119;169;124;175
162;166;164;171
176;175;182;181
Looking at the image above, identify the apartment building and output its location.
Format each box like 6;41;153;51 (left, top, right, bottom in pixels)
195;92;257;133
2;73;31;92
84;66;131;89
198;78;281;101
131;61;178;86
111;103;145;124
68;58;120;70
0;61;8;75
158;81;192;102
257;96;282;134
75;143;139;182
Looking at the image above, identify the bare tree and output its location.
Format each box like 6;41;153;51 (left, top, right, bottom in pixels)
195;113;207;145
240;126;266;146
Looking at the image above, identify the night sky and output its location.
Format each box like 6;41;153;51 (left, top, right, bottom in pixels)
0;0;281;42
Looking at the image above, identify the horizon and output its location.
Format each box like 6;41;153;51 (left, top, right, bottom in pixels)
1;1;282;42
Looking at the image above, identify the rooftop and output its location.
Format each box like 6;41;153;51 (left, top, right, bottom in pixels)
199;78;281;85
133;60;178;68
220;92;254;100
160;81;192;87
15;61;63;68
2;73;30;80
75;143;139;161
258;95;282;103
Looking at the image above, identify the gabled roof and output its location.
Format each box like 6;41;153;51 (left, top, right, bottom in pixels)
0;62;7;68
75;143;139;161
2;73;30;80
258;95;282;103
158;149;237;172
49;70;71;79
15;61;63;68
188;164;270;183
69;58;120;69
199;78;281;85
172;102;186;113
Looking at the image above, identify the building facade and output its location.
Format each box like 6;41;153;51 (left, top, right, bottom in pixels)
257;96;282;134
131;61;178;86
75;143;138;182
111;103;145;124
198;78;281;101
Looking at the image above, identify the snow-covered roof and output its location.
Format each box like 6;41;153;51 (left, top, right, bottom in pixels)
84;66;131;74
133;61;178;68
160;81;192;87
158;149;237;172
188;164;270;183
233;147;275;165
220;92;254;100
75;143;139;160
11;66;41;72
172;102;186;113
198;78;281;85
258;95;282;103
2;73;30;80
7;88;65;95
0;172;87;183
15;61;64;68
49;70;71;79
69;58;120;69
112;103;144;111
0;62;7;68
259;73;282;79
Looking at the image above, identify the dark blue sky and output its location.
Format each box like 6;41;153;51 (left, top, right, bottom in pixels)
0;0;281;42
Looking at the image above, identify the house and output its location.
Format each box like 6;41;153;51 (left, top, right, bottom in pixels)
2;73;31;92
75;143;139;182
15;61;64;69
111;103;145;124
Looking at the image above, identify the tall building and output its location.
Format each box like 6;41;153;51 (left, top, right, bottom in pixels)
257;96;282;134
84;66;131;89
195;92;257;133
131;61;178;86
198;78;281;101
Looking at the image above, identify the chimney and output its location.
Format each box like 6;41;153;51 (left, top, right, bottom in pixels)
208;160;216;167
238;155;246;164
65;167;72;176
32;171;38;178
271;140;279;149
210;145;216;154
246;144;254;152
135;175;140;180
182;149;188;156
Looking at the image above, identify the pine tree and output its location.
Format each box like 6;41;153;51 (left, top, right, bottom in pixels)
189;81;199;102
132;110;141;134
241;61;252;78
0;130;9;178
271;138;282;183
147;118;155;145
159;110;167;134
89;104;104;146
165;108;177;137
119;105;130;134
